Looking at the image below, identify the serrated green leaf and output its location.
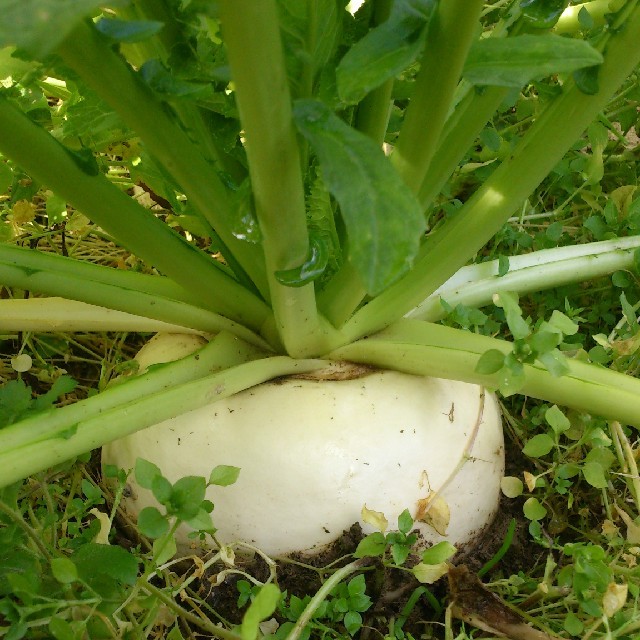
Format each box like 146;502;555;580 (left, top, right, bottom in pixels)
278;0;343;100
582;461;608;489
464;34;603;88
337;0;436;105
240;584;281;640
138;507;169;539
0;380;32;428
293;99;424;295
135;458;163;490
523;433;555;457
32;375;77;412
354;532;386;558
0;0;112;59
95;17;164;43
209;464;241;487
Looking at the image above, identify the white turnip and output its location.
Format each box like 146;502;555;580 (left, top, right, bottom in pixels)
102;334;504;557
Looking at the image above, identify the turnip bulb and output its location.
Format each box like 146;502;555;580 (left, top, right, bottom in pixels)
102;334;505;557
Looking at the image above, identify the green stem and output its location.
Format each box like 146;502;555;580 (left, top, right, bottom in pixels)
284;559;370;640
0;355;326;488
0;332;264;452
55;21;268;294
0;246;271;345
408;236;640;321
418;86;509;211
0;242;204;306
344;3;640;341
218;0;333;357
354;0;394;145
391;0;484;193
0;500;52;561
0;96;271;333
328;319;640;427
140;581;243;640
317;261;367;328
0;298;201;334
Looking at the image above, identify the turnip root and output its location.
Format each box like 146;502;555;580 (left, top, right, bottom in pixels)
102;334;504;557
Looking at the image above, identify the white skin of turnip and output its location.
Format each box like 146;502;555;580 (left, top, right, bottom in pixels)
102;334;505;557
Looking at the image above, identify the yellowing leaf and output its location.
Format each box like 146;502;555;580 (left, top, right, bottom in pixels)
601;520;620;539
89;508;111;545
501;476;524;498
416;493;450;536
523;471;537;492
616;507;640;544
11;199;35;224
603;582;627;617
361;505;388;533
413;561;449;584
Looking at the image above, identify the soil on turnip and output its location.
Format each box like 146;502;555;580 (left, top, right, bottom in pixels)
141;435;539;639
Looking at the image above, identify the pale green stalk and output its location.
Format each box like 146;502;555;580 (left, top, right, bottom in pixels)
218;0;337;357
329;319;640;428
0;332;265;452
0;244;273;343
408;237;640;321
354;0;394;145
0;298;201;334
0;356;326;488
0;96;271;333
55;21;268;294
391;0;485;192
343;2;640;342
0;243;204;307
417;86;509;210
